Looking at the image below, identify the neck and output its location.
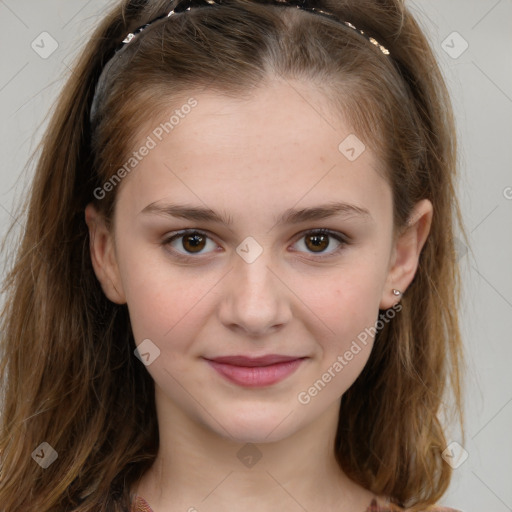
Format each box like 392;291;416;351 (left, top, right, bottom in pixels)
133;386;376;512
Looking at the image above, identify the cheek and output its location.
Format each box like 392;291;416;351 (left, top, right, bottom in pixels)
289;263;384;383
294;285;379;403
121;265;218;385
115;240;213;349
297;264;383;337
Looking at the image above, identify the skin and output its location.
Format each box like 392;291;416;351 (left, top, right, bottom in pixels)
85;78;432;512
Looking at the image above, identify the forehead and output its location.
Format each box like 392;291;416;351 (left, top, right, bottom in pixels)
118;79;391;220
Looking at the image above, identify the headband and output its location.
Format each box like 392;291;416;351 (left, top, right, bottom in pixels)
89;0;390;124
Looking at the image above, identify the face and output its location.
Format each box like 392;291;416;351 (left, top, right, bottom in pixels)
86;78;432;444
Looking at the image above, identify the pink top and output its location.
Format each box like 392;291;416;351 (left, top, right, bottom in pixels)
131;495;462;511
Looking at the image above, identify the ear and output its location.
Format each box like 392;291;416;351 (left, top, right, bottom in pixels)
379;199;433;309
84;203;126;304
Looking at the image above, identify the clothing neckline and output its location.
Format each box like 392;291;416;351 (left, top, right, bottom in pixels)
132;495;388;511
132;494;462;512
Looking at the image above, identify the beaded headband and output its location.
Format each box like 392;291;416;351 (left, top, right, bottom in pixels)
89;0;390;123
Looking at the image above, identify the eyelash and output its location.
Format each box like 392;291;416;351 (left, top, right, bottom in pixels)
161;228;350;262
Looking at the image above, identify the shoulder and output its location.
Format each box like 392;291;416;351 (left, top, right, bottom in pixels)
367;498;463;512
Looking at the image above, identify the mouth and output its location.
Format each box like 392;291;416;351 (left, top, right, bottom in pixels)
202;354;308;388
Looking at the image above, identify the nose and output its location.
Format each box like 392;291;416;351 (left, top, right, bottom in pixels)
217;248;292;338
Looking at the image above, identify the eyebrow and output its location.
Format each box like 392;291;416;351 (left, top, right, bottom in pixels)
139;201;373;225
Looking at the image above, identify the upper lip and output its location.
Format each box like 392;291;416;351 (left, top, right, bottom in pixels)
204;355;306;367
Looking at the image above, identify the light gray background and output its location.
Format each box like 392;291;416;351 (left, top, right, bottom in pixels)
0;1;511;511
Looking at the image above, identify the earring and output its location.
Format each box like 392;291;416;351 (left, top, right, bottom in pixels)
392;289;401;296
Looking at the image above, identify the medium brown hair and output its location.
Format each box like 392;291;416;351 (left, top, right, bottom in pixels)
0;0;467;510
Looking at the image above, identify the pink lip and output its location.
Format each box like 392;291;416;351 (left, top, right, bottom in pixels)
204;355;307;387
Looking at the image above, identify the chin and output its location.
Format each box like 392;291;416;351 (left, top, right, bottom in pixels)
208;404;304;444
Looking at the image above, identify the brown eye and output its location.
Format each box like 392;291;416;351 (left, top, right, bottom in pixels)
162;228;348;262
292;229;348;258
304;232;330;252
163;230;217;258
181;232;207;253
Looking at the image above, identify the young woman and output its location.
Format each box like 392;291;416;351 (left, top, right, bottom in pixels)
0;0;467;510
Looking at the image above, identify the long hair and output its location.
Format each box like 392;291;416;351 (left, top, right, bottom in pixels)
0;0;467;510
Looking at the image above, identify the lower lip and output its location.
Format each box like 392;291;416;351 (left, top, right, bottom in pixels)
205;358;306;387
